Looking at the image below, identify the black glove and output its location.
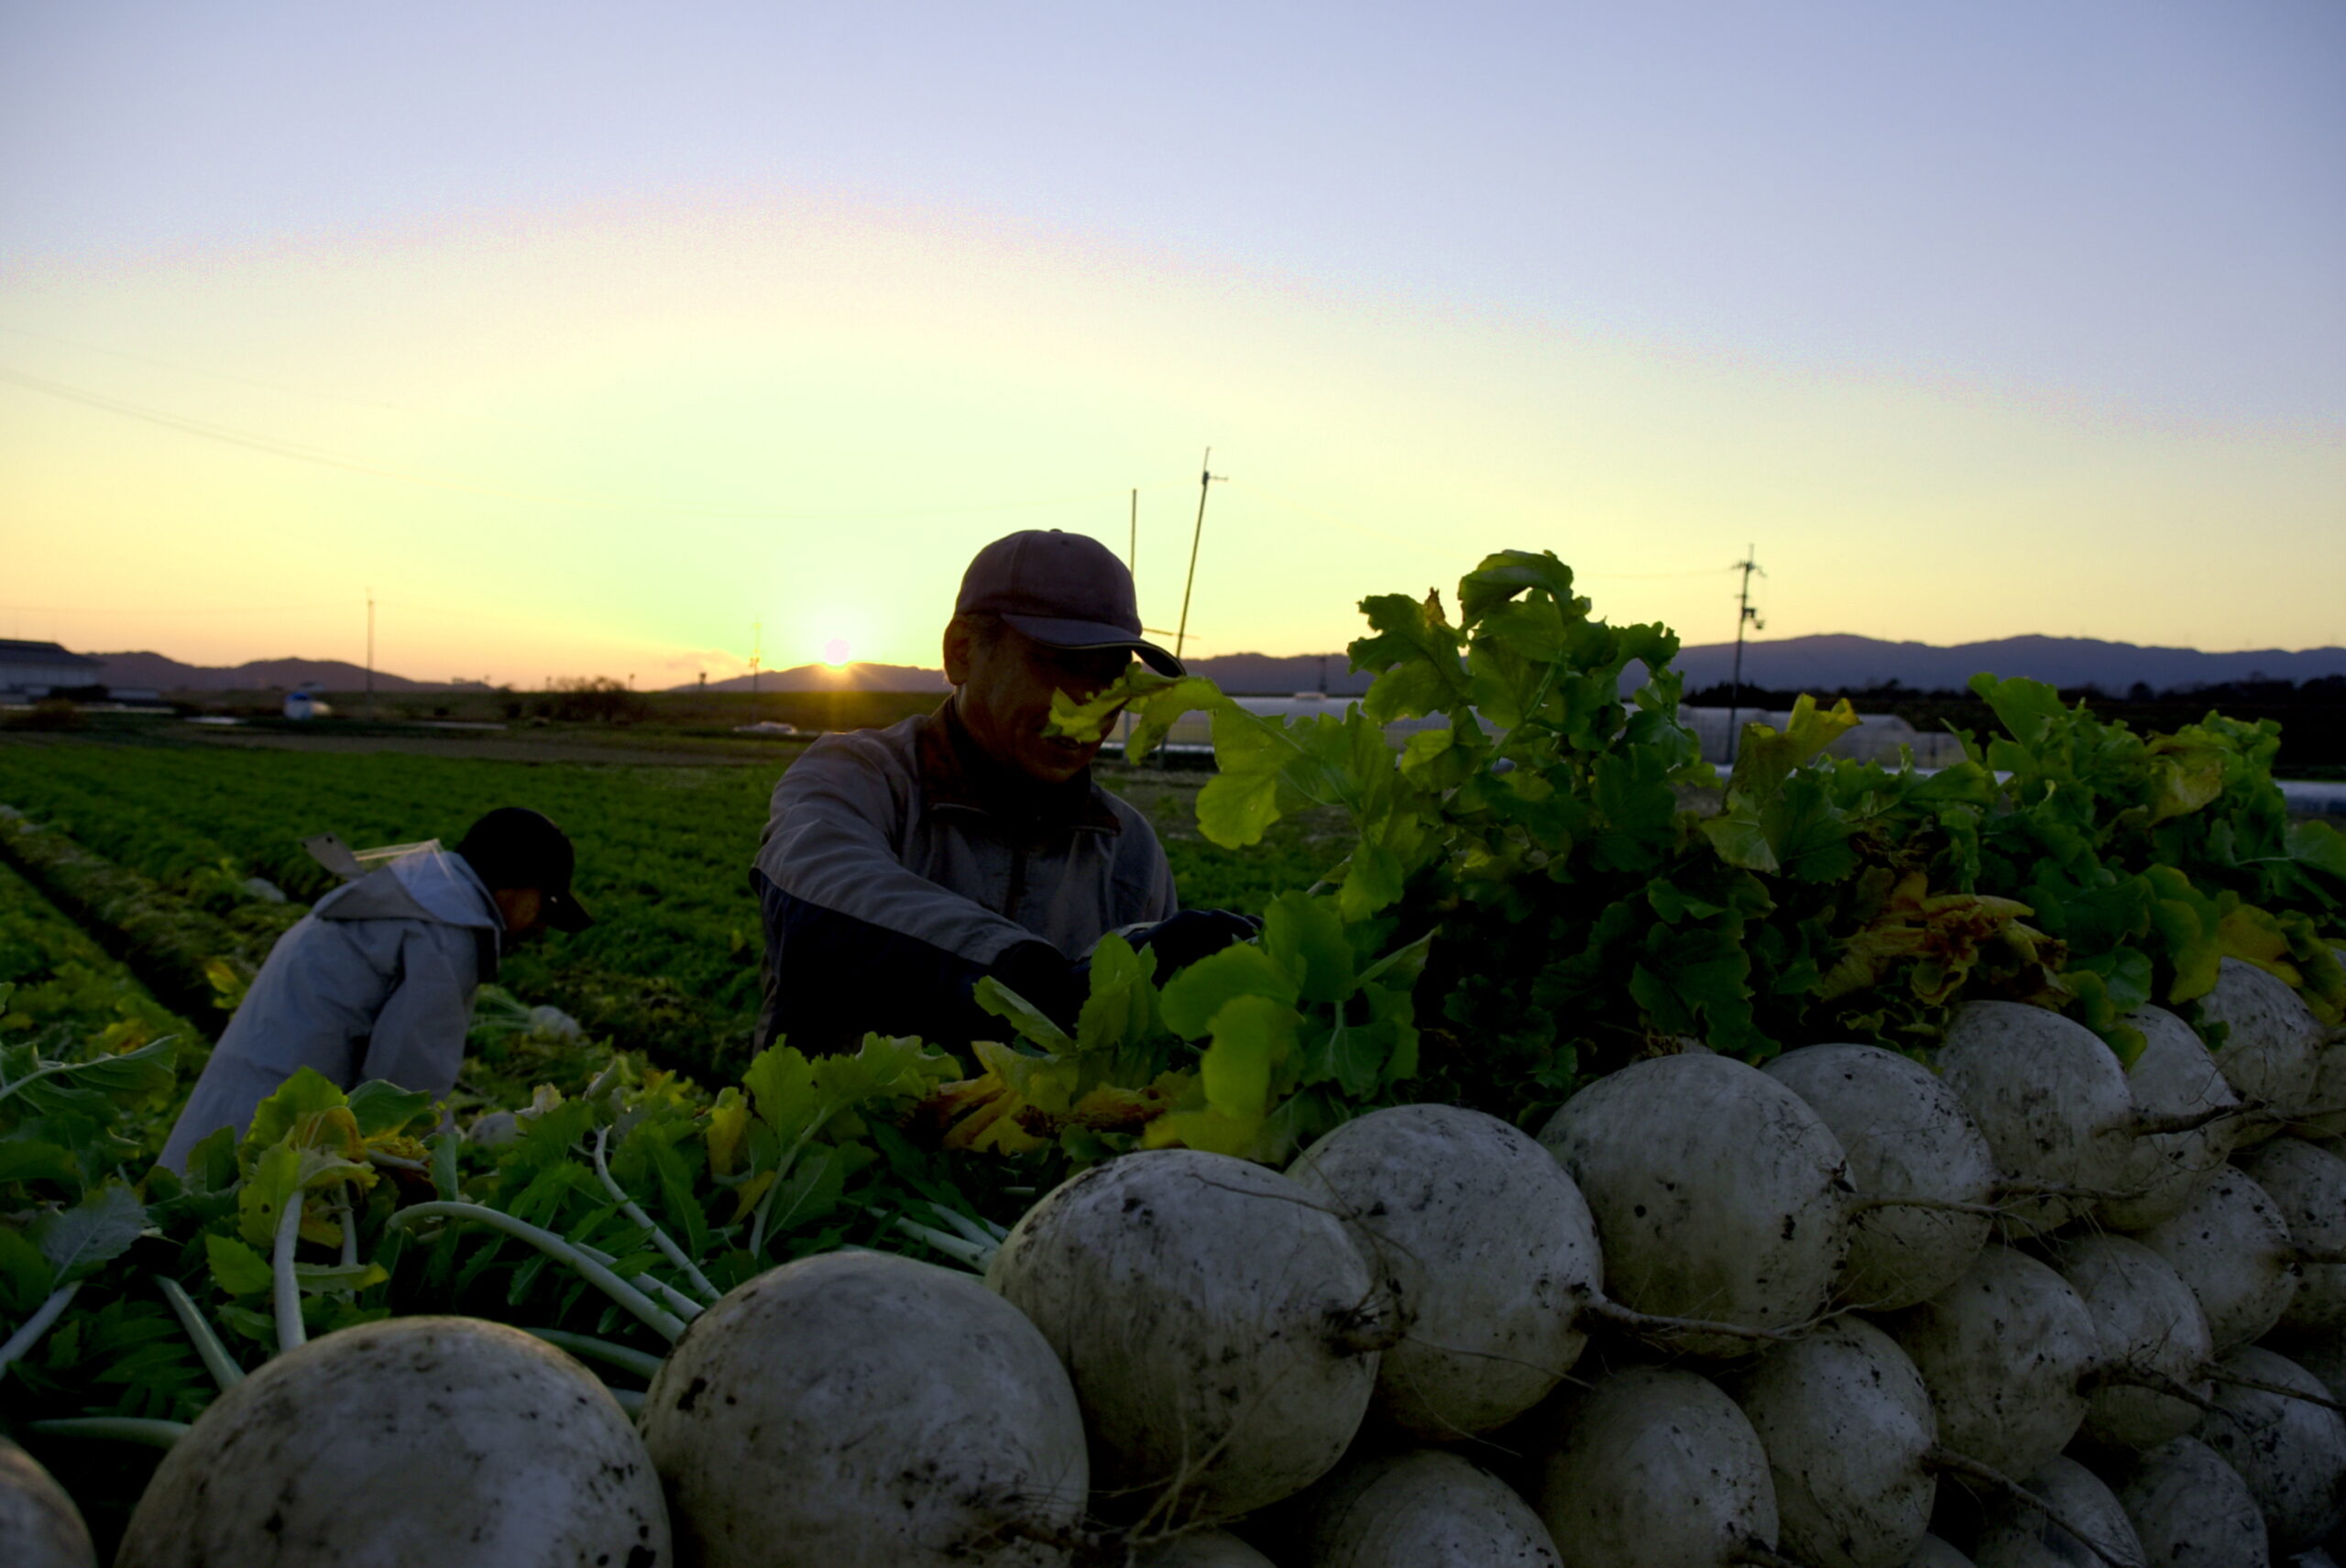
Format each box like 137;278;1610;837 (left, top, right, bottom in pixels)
1129;909;1263;975
986;940;1091;1030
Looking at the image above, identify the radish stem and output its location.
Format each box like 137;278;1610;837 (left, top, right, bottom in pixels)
384;1201;687;1342
273;1182;307;1354
29;1417;190;1449
0;1280;81;1379
566;1237;705;1321
521;1327;665;1380
893;1219;992;1271
156;1276;243;1390
589;1124;720;1304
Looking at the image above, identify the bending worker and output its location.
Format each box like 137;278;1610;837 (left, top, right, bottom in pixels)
751;528;1255;1055
159;806;590;1169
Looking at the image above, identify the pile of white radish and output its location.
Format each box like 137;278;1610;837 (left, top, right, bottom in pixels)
60;951;2346;1568
0;1440;94;1568
114;1316;672;1568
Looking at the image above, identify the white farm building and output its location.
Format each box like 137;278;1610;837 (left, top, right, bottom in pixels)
0;641;103;699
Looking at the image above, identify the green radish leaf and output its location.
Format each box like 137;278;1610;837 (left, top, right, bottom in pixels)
1199;995;1297;1121
347;1080;434;1139
429;1130;460;1201
292;1261;389;1296
1969;673;2069;749
0;1224;56;1315
32;1180;147;1283
643;1134;707;1260
204;1233;273;1296
1073;934;1158;1056
181;1126;241;1197
1263;892;1354;1004
0;1139;80;1188
974;979;1075;1054
237;1067;348;1159
1159;944;1301;1038
236;1144;302;1248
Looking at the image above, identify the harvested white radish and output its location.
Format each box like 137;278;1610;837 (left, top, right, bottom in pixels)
2234;1137;2346;1333
641;1250;1085;1568
1969;1453;2144;1568
1526;1363;1781;1568
1287;1102;1597;1439
2294;950;2346;1140
989;1149;1383;1523
2286;1330;2346;1399
2134;1168;2302;1351
2300;1037;2346;1141
1133;1529;1278;1567
1537;1053;1852;1355
2101;1435;2269;1568
1763;1042;1998;1310
2198;958;2324;1135
1879;1245;2099;1477
0;1440;94;1568
2042;1234;2215;1452
1935;1001;2135;1234
2192;1345;2346;1552
1284;1447;1561;1568
115;1316;668;1568
2099;1006;2246;1233
1722;1316;1937;1568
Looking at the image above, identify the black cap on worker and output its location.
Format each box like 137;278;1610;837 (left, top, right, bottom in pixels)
955;529;1184;676
455;807;593;931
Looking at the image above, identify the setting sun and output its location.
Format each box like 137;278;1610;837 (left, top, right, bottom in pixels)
821;637;851;668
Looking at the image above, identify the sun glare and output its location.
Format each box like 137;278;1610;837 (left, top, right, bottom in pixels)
822;637;851;668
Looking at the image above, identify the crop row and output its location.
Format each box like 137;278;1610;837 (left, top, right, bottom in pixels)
0;740;1332;1079
0;861;200;1069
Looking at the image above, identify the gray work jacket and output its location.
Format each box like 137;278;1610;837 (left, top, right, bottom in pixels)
751;704;1178;1053
159;850;502;1170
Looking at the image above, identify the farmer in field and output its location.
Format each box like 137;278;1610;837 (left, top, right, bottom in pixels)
157;807;591;1170
751;528;1256;1055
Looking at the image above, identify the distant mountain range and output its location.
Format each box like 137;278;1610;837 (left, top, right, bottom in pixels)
684;663;950;694
89;652;478;693
682;639;2346;696
81;634;2346;698
677;655;1368;694
1668;634;2346;694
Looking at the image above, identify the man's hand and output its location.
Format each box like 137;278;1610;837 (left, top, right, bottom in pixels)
987;941;1091;1030
988;912;1260;1033
1128;909;1262;975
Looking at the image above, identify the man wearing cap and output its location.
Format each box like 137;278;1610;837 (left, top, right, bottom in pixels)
157;806;591;1169
751;529;1256;1056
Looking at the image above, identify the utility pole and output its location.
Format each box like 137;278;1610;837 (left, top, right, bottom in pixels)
1175;448;1223;662
1727;544;1765;762
365;588;375;704
750;620;762;696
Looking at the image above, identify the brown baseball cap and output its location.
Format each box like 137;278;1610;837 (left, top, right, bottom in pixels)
955;530;1184;676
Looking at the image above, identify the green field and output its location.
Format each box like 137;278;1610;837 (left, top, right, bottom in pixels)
0;727;1341;1078
0;859;200;1060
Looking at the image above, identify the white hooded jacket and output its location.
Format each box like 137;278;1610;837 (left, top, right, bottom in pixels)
158;849;503;1170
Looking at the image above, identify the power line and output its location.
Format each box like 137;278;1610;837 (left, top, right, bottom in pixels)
0;365;1187;523
0;323;404;411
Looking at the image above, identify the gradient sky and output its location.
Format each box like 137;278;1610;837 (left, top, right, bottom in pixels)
2;2;2340;682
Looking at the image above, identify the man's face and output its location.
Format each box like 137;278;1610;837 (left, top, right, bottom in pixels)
491;886;550;944
948;621;1133;784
